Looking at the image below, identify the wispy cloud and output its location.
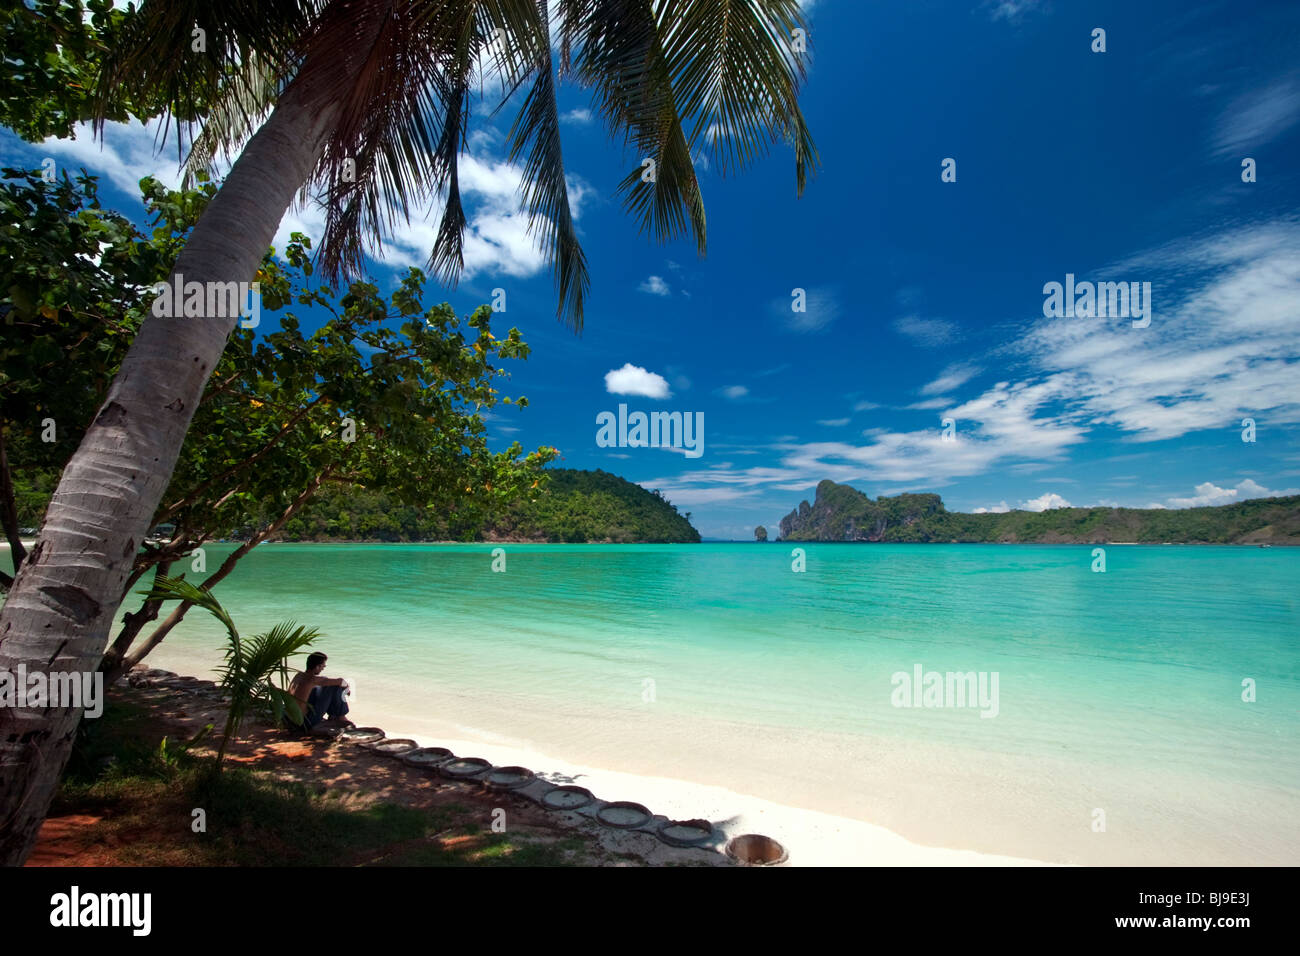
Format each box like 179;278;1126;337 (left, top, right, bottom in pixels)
1212;75;1300;157
907;397;952;411
894;314;960;348
985;0;1045;23
774;287;841;333
1019;219;1300;442
920;363;981;396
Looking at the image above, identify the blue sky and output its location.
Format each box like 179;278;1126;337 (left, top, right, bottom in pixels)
4;0;1299;540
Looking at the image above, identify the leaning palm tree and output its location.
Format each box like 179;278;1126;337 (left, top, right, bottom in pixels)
0;0;818;863
143;576;321;772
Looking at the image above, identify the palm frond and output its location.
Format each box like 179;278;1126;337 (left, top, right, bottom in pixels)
182;53;283;188
139;575;239;644
658;0;819;191
303;1;543;288
428;70;470;285
240;622;320;679
296;0;450;279
504;0;590;330
93;0;317;158
567;0;707;252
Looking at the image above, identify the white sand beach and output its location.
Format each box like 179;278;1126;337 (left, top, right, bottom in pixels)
137;642;1049;866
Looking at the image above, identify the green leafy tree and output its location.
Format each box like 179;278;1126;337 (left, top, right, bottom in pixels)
2;169;554;680
0;0;203;141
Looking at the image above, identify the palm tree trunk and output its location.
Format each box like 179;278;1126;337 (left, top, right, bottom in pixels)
0;78;338;865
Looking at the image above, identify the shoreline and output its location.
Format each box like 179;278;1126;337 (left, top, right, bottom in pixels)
5;540;1294;552
385;724;1052;867
141;635;1297;867
132;660;1050;867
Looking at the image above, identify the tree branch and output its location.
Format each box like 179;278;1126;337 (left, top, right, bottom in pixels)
100;559;175;683
155;394;327;525
119;465;335;674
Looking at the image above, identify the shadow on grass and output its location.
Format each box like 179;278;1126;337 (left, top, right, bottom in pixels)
48;698;586;866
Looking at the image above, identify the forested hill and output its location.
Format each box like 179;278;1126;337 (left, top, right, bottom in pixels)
485;469;701;543
778;480;1300;544
277;468;701;543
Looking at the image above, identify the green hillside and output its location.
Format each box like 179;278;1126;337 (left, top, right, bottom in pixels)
11;468;701;544
276;468;700;543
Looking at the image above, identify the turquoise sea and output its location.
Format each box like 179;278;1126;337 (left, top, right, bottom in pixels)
123;543;1300;863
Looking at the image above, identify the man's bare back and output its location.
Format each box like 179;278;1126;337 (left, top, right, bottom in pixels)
289;652;353;730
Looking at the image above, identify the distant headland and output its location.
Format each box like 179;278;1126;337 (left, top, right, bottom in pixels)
776;480;1300;545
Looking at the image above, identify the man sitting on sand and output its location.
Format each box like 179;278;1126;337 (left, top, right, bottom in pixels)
288;652;355;733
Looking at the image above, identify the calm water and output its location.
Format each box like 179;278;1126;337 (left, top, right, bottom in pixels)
25;540;1286;862
141;543;1299;777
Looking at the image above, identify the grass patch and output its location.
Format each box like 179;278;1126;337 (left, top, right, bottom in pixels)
47;695;591;866
379;832;589;867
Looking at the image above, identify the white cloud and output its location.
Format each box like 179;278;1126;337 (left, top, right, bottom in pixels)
973;501;1010;514
468;127;504;151
33;119;578;283
641;373;1089;502
638;483;755;506
817;418;850;427
721;385;749;400
38;118;186;196
853;400;882;411
355;154;592;280
1016;220;1300;443
639;275;670;296
1163;478;1300;509
1019;492;1072;512
604;363;671;399
561;108;593;125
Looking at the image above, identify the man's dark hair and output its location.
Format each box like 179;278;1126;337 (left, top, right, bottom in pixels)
306;652;328;670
